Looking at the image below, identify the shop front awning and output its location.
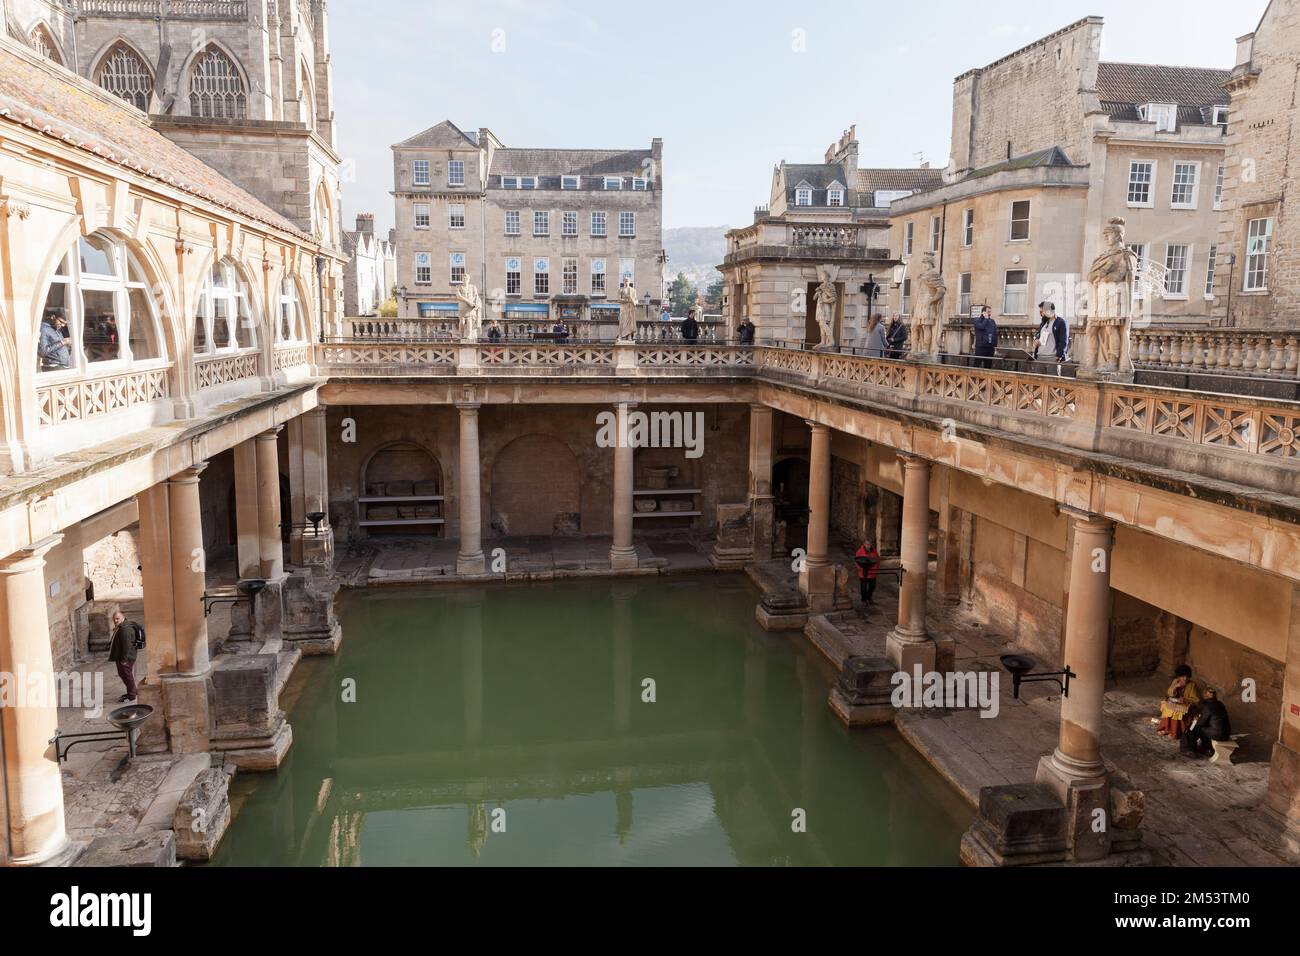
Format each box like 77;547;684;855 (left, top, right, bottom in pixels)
503;303;550;314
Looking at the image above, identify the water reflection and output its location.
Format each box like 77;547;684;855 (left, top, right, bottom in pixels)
212;575;969;866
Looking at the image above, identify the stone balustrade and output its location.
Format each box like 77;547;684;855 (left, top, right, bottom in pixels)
70;0;249;18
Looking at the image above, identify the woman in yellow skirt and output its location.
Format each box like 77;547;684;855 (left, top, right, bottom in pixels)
1157;664;1200;739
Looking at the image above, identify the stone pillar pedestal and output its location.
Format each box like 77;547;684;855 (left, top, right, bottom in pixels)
609;402;638;570
798;422;835;610
456;403;486;575
255;427;284;581
456;342;481;375
886;454;936;673
288;407;334;569
1035;510;1116;862
615;343;638;375
0;535;69;865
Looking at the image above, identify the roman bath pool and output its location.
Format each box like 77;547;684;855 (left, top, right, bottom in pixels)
211;574;971;866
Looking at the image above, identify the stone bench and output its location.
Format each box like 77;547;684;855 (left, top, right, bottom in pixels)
1209;735;1246;765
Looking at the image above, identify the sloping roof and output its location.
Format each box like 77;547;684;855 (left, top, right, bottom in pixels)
394;119;478;149
856;167;945;196
489;147;653;179
1097;61;1230;113
964;145;1076;180
0;40;306;238
783;163;845;191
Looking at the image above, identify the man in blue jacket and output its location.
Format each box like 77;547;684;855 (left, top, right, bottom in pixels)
972;305;998;368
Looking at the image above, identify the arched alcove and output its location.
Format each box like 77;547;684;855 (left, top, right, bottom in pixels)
490;434;580;536
361;442;444;536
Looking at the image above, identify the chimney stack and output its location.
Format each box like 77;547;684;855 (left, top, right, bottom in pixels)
355;213;374;236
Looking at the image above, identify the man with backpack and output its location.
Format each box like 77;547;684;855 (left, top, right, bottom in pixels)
108;610;144;703
854;539;881;605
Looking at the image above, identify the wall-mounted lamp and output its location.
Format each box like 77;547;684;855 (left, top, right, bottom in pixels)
201;578;269;617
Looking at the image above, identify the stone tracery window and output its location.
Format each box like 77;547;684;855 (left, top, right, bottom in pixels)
37;233;166;375
96;42;154;111
277;277;308;343
29;24;62;65
189;47;247;119
195;261;257;354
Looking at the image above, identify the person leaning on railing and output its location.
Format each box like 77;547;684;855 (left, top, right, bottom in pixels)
736;316;755;345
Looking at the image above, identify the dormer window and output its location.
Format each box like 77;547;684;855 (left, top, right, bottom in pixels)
631;177;648;191
604;177;623;190
827;185;844;207
1140;103;1177;132
795;187;812;206
562;175;580;190
1213;106;1229;129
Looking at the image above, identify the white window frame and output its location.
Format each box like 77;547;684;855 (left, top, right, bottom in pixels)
1141;103;1177;132
412;159;430;186
1170;162;1200;210
276;276;308;343
795;187;812;207
1214;164;1225;211
449;252;466;286
1213;105;1229;128
962;208;974;247
591;258;607;296
900;278;911;316
591;211;607;237
619;258;634;287
562;211;578;237
619;211;635;237
195;260;257;356
521;176;538;190
929;215;941;253
903;221;914;258
505;257;521;296
1009;200;1031;242
501;176;519;189
414;251;432;285
1244;217;1273;292
827;186;844;207
1127;160;1155;208
1163;243;1190;298
1204;245;1217;299
631;177;648;191
1128;243;1148;300
1002;269;1029;315
604;177;623;190
958;272;972;315
533;257;550;297
414;203;430;229
562;175;580;190
448;203;465;230
448;159;465;187
534;211;550;237
562;258;578;295
504;210;521;236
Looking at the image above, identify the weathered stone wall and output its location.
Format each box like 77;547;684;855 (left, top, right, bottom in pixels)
84;529;143;596
1187;624;1284;744
1213;1;1300;328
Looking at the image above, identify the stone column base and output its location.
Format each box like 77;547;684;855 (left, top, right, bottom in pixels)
282;570;344;656
160;672;213;754
1265;740;1300;857
959;783;1068;867
291;527;335;569
886;628;936;674
457;551;486;575
209;654;292;770
615;344;637;375
828;656;897;727
1036;751;1112;862
754;591;808;631
210;712;293;771
799;562;841;612
609;547;639;571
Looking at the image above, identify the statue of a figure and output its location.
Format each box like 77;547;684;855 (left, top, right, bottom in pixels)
1084;217;1138;378
455;282;483;341
813;277;838;350
616;278;639;343
910;252;945;359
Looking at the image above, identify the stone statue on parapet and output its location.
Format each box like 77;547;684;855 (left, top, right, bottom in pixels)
1083;217;1138;380
910;252;945;359
617;278;639;343
812;264;840;351
455;282;483;342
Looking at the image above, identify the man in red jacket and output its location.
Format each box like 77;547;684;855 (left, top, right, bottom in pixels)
855;539;881;605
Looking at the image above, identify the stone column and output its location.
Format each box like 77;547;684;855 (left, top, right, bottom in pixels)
288;407;333;568
166;465;210;677
609;402;638;570
748;403;775;560
0;535;68;865
233;440;261;580
798;421;835;609
456;403;485;575
256;426;285;580
1036;511;1115;861
887;454;936;672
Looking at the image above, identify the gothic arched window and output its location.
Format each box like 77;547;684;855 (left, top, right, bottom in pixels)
29;24;62;65
96;43;154;112
189;47;247;119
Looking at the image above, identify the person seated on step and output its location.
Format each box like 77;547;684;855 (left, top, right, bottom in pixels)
1156;663;1200;740
1180;687;1232;759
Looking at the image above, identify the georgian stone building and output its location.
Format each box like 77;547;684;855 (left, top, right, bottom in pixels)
1212;0;1300;328
886;16;1231;338
342;214;391;318
390;120;664;337
2;0;345;326
720;126;938;346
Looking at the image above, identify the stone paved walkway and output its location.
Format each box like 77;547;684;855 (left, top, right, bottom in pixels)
792;555;1297;867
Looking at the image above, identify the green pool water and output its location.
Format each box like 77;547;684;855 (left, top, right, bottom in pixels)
210;574;971;866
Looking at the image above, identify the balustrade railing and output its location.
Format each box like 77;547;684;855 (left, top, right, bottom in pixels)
70;0;249;18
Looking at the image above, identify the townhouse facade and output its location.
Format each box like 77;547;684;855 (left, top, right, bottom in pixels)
390;121;664;337
886;16;1230;340
342;214;394;319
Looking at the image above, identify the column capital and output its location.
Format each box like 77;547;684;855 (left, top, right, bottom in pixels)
1059;505;1115;535
749;402;773;414
0;533;65;573
166;461;209;485
457;401;482;414
805;420;829;433
256;425;285;441
897;451;930;469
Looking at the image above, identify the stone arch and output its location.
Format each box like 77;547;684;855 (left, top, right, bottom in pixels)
298;59;316;129
183;41;249;119
490;434;580;536
27;21;64;66
90;39;155;112
360;441;444;537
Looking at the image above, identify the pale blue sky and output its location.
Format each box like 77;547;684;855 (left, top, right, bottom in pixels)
330;0;1269;234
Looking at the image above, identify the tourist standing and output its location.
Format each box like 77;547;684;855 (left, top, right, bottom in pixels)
854;539;881;604
1048;303;1069;362
1032;308;1053;360
681;309;700;342
886;314;908;357
736;316;756;344
866;313;889;357
972;305;998;368
108;610;143;703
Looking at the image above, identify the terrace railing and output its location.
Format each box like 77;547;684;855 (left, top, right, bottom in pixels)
69;1;249;18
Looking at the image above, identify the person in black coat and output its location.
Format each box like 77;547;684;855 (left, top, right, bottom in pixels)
681;310;700;342
1180;687;1233;757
